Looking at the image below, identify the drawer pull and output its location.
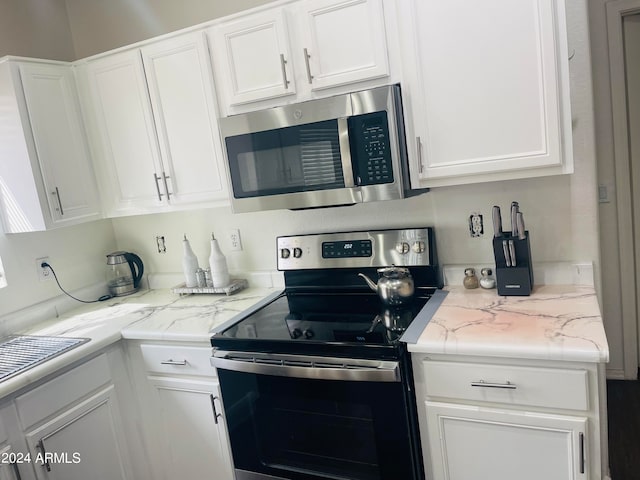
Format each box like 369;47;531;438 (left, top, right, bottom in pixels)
470;380;517;390
160;359;187;366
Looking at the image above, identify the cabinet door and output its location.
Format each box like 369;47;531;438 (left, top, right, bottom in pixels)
425;402;587;480
25;386;133;480
19;63;101;225
148;376;233;480
410;0;571;183
297;0;389;90
141;32;228;206
83;50;165;215
208;8;296;106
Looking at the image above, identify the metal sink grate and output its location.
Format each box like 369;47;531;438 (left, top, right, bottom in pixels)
0;335;90;382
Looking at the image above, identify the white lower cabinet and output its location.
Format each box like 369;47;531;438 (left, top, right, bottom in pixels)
9;347;147;480
413;355;609;480
148;377;233;480
24;386;130;480
425;402;587;480
128;341;234;480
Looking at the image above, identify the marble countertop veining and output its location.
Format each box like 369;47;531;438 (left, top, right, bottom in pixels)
0;287;280;398
0;283;609;399
408;285;609;363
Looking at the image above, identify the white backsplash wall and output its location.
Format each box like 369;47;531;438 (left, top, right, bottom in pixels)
111;171;598;290
0;219;118;318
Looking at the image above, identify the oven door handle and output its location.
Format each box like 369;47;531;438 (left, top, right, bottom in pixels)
211;351;401;383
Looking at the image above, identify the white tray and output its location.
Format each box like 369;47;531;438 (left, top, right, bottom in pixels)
171;278;248;296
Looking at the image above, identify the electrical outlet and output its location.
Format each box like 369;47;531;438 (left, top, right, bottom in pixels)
156;235;166;253
228;229;243;251
36;257;52;281
469;214;483;237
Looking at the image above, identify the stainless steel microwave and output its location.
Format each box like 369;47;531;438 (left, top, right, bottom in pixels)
219;84;425;212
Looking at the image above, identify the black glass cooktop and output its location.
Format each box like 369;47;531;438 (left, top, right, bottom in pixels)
211;288;434;359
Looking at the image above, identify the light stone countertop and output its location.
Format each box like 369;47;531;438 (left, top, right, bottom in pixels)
408;285;609;363
0;287;279;398
0;283;609;399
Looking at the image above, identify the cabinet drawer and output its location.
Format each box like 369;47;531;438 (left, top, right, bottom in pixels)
423;361;588;411
140;344;214;377
16;354;111;429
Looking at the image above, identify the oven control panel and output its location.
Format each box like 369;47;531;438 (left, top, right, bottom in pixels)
277;228;433;270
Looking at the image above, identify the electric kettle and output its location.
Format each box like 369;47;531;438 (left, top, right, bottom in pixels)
105;251;144;297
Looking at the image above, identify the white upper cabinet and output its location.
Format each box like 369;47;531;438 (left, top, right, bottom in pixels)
296;0;389;90
78;31;228;217
209;0;390;114
399;0;572;187
141;34;227;207
208;9;296;106
0;59;101;233
79;50;163;214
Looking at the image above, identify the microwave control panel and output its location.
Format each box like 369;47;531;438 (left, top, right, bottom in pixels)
350;112;394;186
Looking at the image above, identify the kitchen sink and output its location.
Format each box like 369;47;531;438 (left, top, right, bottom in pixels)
0;335;90;382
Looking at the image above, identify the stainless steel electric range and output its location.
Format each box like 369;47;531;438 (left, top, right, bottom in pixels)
210;228;445;480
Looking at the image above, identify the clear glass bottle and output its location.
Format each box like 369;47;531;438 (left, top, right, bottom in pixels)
209;233;230;287
480;268;496;289
182;234;199;288
463;267;479;289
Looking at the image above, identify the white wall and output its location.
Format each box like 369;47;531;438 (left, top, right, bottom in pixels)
0;220;118;318
589;0;634;378
0;0;76;60
64;0;274;59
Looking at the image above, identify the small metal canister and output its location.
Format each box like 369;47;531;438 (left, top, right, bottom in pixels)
195;268;207;288
204;268;213;287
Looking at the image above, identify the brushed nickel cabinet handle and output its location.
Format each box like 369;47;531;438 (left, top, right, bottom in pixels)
279;54;290;89
153;173;163;201
162;171;171;200
303;48;313;84
416;137;424;174
11;461;22;480
470;380;517;389
210;394;222;425
579;432;585;474
51;187;64;215
37;439;51;472
160;359;187;366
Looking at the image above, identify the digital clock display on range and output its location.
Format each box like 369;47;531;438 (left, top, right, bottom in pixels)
322;240;372;258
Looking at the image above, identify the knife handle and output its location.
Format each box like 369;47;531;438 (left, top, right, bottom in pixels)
492;206;502;238
516;212;526;240
508;240;517;267
502;240;511;267
511;203;519;238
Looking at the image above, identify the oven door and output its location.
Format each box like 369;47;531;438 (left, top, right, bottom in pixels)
212;351;421;480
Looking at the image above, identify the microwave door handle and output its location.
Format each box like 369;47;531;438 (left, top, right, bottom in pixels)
337;117;356;187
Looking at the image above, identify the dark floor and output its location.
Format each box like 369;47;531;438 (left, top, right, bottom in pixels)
607;379;640;479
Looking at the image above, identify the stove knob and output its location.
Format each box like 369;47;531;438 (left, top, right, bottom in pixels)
291;328;302;339
412;241;426;253
293;247;303;258
280;248;291;259
303;329;315;339
395;242;410;254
